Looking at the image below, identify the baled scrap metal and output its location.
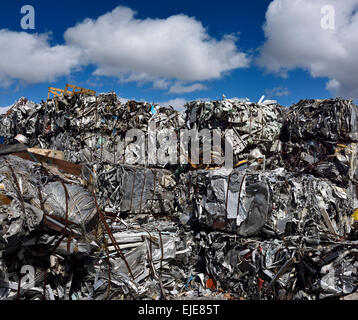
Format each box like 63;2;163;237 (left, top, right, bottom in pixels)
88;162;177;214
184;98;284;163
2;93;358;300
196;231;358;300
178;167;356;239
0;156;191;300
280;139;358;187
0;156;100;300
284;99;358;143
0;93;183;167
0;97;38;142
0;155;98;241
62;100;182;166
178;167;271;236
65;216;194;300
280;99;358;186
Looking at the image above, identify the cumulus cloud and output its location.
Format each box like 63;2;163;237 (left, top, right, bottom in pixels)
159;98;188;111
0;30;82;87
258;0;358;98
0;6;249;91
265;86;290;98
168;82;207;94
64;6;250;84
159;97;212;111
153;79;170;90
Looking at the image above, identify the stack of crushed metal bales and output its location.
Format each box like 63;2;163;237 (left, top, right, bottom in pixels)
0;94;358;300
0;94;201;300
0;153;194;300
179;98;358;300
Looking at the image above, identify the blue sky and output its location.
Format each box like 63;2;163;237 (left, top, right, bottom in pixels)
0;0;357;110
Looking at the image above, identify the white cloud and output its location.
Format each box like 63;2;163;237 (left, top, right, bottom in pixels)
64;6;250;84
168;82;207;94
265;86;290;97
159;97;213;111
158;98;188;111
0;30;82;86
258;0;358;98
153;79;170;90
118;97;130;105
0;105;11;114
0;6;249;91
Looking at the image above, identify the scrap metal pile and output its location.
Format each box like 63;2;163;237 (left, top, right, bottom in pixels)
0;94;182;165
1;94;358;300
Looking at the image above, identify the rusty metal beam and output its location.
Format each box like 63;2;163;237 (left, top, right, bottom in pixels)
12;151;82;176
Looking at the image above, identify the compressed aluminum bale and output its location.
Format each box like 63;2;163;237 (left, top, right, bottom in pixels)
178;167;271;236
184;98;284;161
178;167;356;238
284;99;358;143
278;99;358;187
89;163;176;214
0;156;97;240
197;231;358;300
38;182;97;232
